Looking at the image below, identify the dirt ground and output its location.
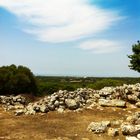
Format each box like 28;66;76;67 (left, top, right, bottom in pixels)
0;105;139;140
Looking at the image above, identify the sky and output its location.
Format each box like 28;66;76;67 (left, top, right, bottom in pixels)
0;0;140;77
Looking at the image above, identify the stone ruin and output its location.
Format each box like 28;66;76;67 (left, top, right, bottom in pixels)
87;112;140;140
1;83;140;139
0;83;140;115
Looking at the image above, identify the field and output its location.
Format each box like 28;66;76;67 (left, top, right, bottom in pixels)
1;76;140;140
1;104;139;140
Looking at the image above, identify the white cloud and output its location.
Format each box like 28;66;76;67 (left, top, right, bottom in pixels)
0;0;123;43
78;39;121;54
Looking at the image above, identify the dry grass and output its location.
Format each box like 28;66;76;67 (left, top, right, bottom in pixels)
0;105;139;140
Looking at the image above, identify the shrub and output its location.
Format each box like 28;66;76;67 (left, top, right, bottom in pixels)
0;64;37;95
88;79;124;90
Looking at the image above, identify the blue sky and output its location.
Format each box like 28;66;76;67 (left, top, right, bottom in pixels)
0;0;140;77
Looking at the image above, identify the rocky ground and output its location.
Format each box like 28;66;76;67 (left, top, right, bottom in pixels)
1;83;140;140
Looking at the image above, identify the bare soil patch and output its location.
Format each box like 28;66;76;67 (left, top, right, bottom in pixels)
1;106;139;140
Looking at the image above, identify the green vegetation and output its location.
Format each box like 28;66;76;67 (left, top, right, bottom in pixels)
0;64;37;95
128;41;140;73
36;76;140;96
0;64;140;96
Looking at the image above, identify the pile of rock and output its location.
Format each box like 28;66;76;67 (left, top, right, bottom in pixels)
87;120;119;136
0;88;96;115
98;83;140;104
0;83;140;115
87;111;140;139
0;95;26;111
87;121;112;134
22;88;96;115
0;95;26;105
121;112;140;140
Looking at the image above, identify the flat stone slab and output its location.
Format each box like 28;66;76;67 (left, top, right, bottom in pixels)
99;99;126;107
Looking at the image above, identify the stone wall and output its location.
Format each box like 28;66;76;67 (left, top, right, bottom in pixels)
0;83;140;115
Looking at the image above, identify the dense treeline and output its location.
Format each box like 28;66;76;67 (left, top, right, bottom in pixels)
0;65;37;95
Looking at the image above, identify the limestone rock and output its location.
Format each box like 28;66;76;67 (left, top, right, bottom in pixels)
127;95;138;103
136;102;140;108
1;83;140;115
57;108;64;113
25;103;36;115
121;123;140;135
48;104;55;111
111;120;123;126
126;112;140;125
137;134;140;139
40;105;49;113
54;100;60;107
126;136;139;140
107;128;119;136
65;99;79;110
99;99;126;107
15;109;24;116
87;121;109;134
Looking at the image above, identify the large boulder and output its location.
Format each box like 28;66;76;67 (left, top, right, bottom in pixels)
99;87;113;97
99;99;126;107
127;95;138;103
126;112;140;125
48;104;55;111
121;123;140;135
87;121;110;134
25;103;36;115
40;104;49;113
65;99;79;110
54;100;60;107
